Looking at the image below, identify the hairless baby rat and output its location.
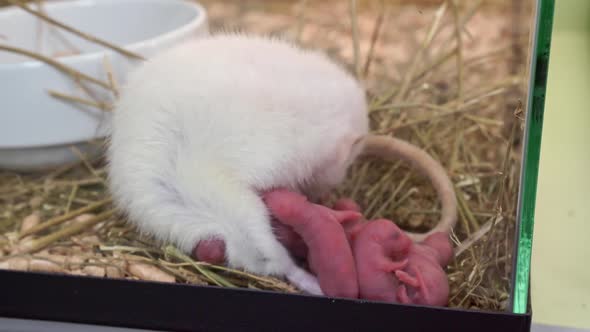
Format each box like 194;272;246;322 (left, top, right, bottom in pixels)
265;191;437;301
351;219;412;302
394;231;453;306
332;198;454;305
107;33;457;295
265;191;452;305
267;197;363;263
351;219;452;306
263;189;360;298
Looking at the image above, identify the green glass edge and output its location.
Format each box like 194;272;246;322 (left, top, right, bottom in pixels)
511;0;555;314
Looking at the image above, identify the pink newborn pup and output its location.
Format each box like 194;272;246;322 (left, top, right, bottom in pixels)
394;231;453;306
333;199;453;306
352;220;453;306
193;189;452;306
263;189;361;299
191;191;361;299
351;219;412;302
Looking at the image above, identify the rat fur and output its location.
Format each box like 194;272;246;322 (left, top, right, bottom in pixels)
106;33;369;294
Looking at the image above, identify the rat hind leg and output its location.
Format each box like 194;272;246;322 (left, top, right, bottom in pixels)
108;136;322;293
223;223;324;295
193;219;322;295
195;185;324;295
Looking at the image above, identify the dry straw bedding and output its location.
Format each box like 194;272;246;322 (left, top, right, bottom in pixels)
0;0;533;311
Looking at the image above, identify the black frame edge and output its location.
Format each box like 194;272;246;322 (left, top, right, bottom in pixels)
1;270;530;332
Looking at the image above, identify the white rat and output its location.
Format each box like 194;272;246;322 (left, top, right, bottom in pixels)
107;33;458;295
106;34;369;295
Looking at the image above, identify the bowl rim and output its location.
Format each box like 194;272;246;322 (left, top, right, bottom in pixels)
0;0;207;69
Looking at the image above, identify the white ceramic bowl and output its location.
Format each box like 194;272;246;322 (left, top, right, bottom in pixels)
0;0;208;171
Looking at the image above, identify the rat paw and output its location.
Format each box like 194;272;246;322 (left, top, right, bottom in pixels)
379;258;409;273
193;238;226;264
397;285;411;304
395;269;421;288
395;266;437;305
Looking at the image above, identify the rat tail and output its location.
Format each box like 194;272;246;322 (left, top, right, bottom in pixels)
362;135;458;242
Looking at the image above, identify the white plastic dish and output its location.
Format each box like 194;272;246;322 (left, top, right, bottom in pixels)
0;0;209;171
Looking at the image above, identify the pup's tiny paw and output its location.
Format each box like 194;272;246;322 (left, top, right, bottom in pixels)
379;258;409;273
395;270;421;288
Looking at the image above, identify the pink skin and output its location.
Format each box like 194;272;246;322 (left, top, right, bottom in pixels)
394;232;453;306
269;219;308;259
192;221;308;263
335;201;453;306
192;198;359;264
332;199;366;241
263;189;361;299
351;219;413;302
268;198;365;261
192;191;453;306
270;197;363;258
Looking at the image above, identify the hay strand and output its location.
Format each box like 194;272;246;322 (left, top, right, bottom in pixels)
5;0;144;60
0;44;113;90
0;0;533;311
19;198;112;238
395;1;447;103
48;90;113;111
363;0;386;78
17;209;115;254
348;0;361;78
